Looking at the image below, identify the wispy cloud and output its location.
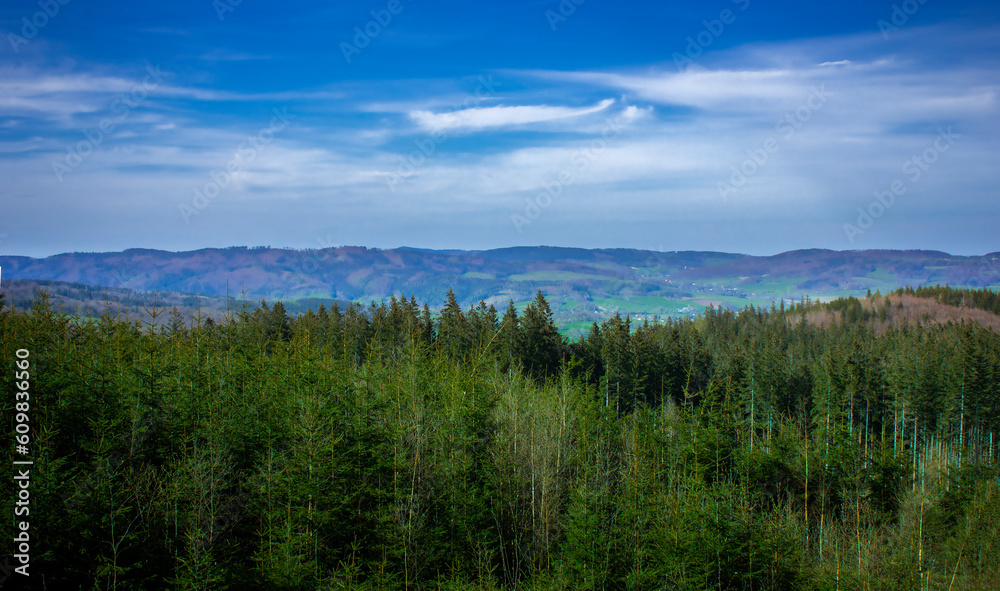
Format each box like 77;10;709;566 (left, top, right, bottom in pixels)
1;18;998;257
556;69;806;108
198;49;274;62
0;66;346;123
409;98;616;132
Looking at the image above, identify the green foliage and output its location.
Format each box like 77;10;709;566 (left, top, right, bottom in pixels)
1;287;998;590
899;284;1000;316
519;290;564;379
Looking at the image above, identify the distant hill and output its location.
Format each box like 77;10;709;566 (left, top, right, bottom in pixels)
802;293;1000;333
0;278;352;326
2;246;998;335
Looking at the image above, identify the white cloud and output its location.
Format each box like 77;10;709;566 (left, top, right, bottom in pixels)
2;24;998;257
620;105;653;122
0;66;346;124
409;98;616;132
578;69;805;108
535;55;998;127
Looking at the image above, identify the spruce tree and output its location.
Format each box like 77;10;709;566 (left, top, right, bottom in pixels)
520;290;563;379
269;301;292;342
168;306;186;337
437;288;470;359
500;300;520;371
328;302;343;354
420;303;435;346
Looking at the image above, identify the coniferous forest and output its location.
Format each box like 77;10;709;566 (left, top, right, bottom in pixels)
2;287;999;590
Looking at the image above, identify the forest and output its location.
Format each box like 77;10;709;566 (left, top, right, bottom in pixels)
1;286;998;590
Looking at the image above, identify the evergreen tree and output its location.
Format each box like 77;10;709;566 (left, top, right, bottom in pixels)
342;303;369;363
315;303;329;346
437;288;470;359
419;303;435;346
570;321;604;386
2;286;997;590
559;481;611;590
519;291;563;380
328;302;343;354
600;312;632;413
499;300;520;371
268;301;292;342
168;306;186;337
467;300;499;354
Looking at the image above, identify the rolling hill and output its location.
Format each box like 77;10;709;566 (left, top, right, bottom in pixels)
2;246;998;335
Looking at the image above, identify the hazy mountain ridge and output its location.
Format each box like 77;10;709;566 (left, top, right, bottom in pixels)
0;278;353;326
2;247;997;318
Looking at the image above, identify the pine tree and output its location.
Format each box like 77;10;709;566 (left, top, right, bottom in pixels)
601;312;631;413
467;300;499;354
437;288;470;359
315;303;329;347
328;302;343;354
419;303;435;346
342;303;369;363
560;481;610;590
268;301;292;343
168;306;186;337
580;321;604;385
500;300;521;371
519;291;563;380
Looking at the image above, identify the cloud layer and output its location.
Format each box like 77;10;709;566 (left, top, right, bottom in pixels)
0;13;997;257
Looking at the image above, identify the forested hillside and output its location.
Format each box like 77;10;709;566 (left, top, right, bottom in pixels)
0;278;350;327
902;285;1000;317
1;288;998;590
3;247;997;318
797;288;1000;333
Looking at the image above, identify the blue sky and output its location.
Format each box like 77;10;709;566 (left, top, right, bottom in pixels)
1;0;998;258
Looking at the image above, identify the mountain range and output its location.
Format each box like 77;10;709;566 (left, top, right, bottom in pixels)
2;246;998;335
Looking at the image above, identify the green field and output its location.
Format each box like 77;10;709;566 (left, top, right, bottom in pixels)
508;270;610;282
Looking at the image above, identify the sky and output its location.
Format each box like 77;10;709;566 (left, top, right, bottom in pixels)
0;0;998;258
